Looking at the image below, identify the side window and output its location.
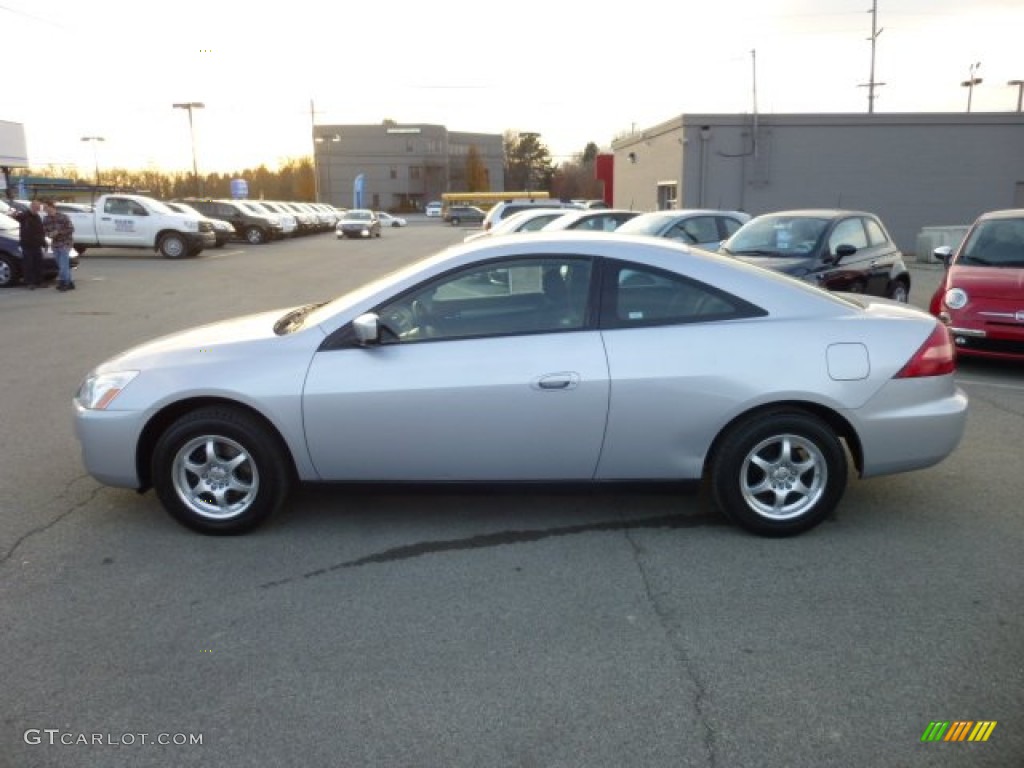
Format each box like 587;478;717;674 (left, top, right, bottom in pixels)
721;216;746;239
376;257;593;343
864;218;888;247
127;200;147;216
104;198;130;215
829;218;868;252
601;261;763;328
683;216;720;244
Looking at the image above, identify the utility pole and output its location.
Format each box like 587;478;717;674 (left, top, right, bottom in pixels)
860;0;886;113
172;102;205;196
961;62;982;112
310;99;320;203
1008;80;1024;112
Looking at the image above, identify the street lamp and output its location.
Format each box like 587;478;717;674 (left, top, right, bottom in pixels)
961;62;982;112
172;102;205;196
80;136;105;189
1009;80;1024;112
314;133;340;204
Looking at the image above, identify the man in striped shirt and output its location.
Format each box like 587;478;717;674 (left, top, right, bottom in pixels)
43;199;76;291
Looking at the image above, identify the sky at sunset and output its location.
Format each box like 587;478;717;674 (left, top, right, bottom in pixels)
4;0;1023;176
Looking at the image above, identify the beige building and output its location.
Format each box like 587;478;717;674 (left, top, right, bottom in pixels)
313;123;504;212
612;112;1024;253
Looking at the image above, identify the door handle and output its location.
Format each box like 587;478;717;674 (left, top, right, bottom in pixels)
534;372;580;391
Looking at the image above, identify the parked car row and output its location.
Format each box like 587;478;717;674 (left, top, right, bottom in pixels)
465;204;912;304
178;199;342;244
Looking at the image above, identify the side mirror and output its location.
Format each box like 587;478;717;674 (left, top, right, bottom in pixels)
934;245;953;268
835;243;857;258
352;313;381;345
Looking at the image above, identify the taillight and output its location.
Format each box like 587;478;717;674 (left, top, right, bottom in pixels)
894;323;956;378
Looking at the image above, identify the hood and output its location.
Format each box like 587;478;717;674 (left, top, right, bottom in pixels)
730;254;815;277
948;264;1024;299
102;307;307;370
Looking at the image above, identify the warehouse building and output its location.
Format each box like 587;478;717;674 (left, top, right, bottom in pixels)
612;112;1024;255
313;123;504;212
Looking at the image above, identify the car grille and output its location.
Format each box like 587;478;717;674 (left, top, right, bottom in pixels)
954;336;1024;356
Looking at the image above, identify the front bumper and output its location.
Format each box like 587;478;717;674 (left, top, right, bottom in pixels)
186;231;217;249
73;401;148;489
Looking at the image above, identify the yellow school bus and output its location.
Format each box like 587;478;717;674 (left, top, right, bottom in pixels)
441;191;550;212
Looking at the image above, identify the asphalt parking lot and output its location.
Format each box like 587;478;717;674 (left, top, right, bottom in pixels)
1;224;1022;767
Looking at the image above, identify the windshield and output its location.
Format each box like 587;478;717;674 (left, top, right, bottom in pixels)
725;216;828;257
144;199;174;215
616;213;673;236
237;202;267;216
958;218;1024;267
170;203;202;217
346;211;372;221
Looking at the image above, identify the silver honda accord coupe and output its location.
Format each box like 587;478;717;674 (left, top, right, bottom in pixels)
73;233;968;537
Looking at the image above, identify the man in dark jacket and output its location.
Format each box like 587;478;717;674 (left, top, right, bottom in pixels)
11;199;46;289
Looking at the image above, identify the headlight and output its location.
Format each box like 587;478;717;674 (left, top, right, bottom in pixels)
944;288;968;310
76;371;140;410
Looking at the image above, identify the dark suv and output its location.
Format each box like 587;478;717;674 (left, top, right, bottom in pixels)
179;199;283;245
443;205;486;226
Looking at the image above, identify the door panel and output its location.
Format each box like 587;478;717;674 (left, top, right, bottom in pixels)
302;332;609;481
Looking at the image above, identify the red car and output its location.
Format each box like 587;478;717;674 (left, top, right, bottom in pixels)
929;209;1024;361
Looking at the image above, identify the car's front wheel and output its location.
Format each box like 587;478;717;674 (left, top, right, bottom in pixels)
151;406;290;534
0;254;20;287
708;409;847;536
158;233;188;259
244;227;266;245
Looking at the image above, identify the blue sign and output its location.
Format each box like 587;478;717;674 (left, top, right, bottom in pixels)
353;174;365;209
230;178;248;199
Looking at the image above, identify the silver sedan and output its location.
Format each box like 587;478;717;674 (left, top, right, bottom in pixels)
73;234;968;537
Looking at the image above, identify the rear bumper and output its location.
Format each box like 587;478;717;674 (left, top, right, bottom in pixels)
851;376;968;478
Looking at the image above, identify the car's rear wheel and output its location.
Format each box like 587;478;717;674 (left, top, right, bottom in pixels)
887;280;909;303
152;406;290;535
708;410;847;537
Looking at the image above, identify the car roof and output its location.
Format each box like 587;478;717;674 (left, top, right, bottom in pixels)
753;209;878;219
975;208;1024;221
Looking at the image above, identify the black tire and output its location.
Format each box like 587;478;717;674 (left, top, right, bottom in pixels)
0;253;20;287
708;410;847;537
887;279;909;303
244;226;266;245
158;233;188;259
151;406;290;535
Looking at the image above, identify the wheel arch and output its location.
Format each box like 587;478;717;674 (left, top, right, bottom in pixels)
702;400;863;479
135;396;299;491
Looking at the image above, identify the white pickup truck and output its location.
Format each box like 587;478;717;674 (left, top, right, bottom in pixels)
68;194;217;258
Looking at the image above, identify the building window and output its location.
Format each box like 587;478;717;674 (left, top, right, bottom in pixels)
657;183;678;210
390;167;398;180
410;166;421;181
